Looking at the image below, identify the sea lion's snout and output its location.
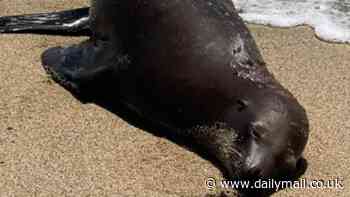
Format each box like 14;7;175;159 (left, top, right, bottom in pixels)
240;137;302;181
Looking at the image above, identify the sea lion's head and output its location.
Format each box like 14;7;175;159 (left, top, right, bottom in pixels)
197;87;309;189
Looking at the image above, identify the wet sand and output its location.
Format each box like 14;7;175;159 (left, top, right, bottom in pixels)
0;1;349;196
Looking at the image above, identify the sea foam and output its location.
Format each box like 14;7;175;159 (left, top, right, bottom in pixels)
232;0;350;43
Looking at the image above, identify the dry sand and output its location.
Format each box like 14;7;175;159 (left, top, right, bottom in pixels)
0;1;349;196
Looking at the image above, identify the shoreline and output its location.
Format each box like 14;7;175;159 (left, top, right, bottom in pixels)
248;23;350;45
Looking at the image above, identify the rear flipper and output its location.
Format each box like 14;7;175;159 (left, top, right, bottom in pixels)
0;7;90;36
42;40;130;93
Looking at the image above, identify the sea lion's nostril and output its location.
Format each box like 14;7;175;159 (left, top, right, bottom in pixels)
295;158;307;173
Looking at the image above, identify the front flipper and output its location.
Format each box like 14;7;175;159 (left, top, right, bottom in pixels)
42;39;129;93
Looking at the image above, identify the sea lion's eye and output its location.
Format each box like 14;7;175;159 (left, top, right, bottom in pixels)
249;123;265;139
250;126;261;139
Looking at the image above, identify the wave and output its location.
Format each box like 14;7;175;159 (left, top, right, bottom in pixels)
233;0;350;43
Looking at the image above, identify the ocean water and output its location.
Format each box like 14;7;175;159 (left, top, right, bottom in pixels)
232;0;350;43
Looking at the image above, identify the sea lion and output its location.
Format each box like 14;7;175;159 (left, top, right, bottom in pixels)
0;0;309;195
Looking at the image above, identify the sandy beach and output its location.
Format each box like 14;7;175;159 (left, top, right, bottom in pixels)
0;1;349;196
